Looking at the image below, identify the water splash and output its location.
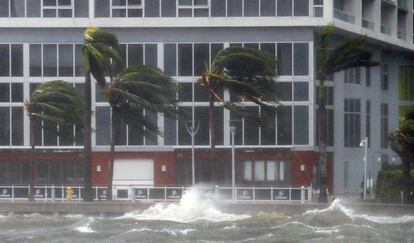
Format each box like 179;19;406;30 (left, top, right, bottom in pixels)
118;187;250;223
304;198;414;224
128;227;196;236
74;217;96;233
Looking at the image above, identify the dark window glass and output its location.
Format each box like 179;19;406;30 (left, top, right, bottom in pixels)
214;107;224;145
178;9;192;17
164;44;176;76
44;9;57;17
179;0;191;5
294;43;308;75
277;0;292;16
277;106;292;145
75;44;85;76
244;0;259;16
164;115;177;145
59;44;74;76
261;109;275;145
230;111;243;145
293;82;308;101
210;43;223;63
145;44;157;67
37;161;48;184
50;161;62;184
11;83;23;102
244;106;259;145
178;83;192;102
194;106;209;145
128;108;144;145
194;82;209;102
294;0;309;16
44;120;58;146
27;0;41;17
10;0;25;17
74;0;89;17
211;0;225;16
244;43;259;49
260;43;275;57
366;66;371;87
178;44;192;76
96;107;110;145
277;43;292;75
0;44;10;76
95;0;110;17
119;44;127;66
0;83;9;102
11;107;23;145
30;44;42;76
58;9;72;17
128;8;142;17
114;118;127;145
194;44;209;76
227;0;242;16
11;44;23;76
9;161;22;184
113;0;126;6
128;44;143;66
95;85;106;102
112;9;126;17
0;162;8;184
260;0;275;16
145;0;160;17
194;8;208;17
294;106;308;145
161;0;176;16
0;107;10;145
178;107;191;145
276;82;292;101
0;0;9;17
60;124;75;146
144;111;158;145
63;160;75;184
43;44;57;76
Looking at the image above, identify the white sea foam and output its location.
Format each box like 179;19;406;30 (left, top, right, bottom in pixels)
304;198;414;224
74;217;96;233
128;227;195;236
119;187;250;223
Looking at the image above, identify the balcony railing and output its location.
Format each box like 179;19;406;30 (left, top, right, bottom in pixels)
333;8;355;24
398;31;407;40
362;18;375;30
381;24;392;35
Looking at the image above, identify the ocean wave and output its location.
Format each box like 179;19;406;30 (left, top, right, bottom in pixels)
304;199;414;224
118;187;250;223
73;217;96;233
128;227;195;236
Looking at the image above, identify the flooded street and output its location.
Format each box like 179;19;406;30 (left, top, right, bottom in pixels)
1;190;414;242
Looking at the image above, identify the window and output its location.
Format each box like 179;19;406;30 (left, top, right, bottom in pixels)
178;0;209;17
277;43;292;75
145;0;160;17
0;44;23;77
112;0;143;17
313;0;323;17
0;83;24;146
366;66;371;87
382;64;389;90
243;160;286;182
315;87;334;146
30;44;82;77
381;103;388;149
43;0;73;18
294;43;309;75
277;106;292;145
294;106;309;145
344;67;361;84
344;98;361;147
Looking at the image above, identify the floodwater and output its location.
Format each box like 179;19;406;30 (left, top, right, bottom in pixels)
1;188;414;243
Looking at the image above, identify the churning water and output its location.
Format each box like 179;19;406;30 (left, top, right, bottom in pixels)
1;188;414;242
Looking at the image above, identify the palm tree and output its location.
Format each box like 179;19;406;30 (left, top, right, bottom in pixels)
199;47;278;182
316;24;378;202
389;108;414;203
25;80;83;201
82;26;123;201
103;64;178;200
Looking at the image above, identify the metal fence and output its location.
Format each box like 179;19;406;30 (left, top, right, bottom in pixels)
0;185;312;203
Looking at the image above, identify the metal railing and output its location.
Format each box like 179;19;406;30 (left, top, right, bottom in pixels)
0;185;313;203
381;24;392;35
333;8;355;24
362;18;375;31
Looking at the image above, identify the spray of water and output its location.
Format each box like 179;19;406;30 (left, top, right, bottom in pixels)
73;217;96;233
118;187;250;223
304;198;414;224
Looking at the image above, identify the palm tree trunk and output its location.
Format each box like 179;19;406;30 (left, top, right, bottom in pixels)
208;91;217;183
318;80;328;203
402;159;411;203
29;115;35;201
107;109;116;201
83;71;93;201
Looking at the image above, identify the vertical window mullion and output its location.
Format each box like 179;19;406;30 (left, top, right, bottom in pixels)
41;44;44;77
57;44;60;76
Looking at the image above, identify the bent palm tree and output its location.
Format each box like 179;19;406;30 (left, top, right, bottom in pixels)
389;108;414;203
316;24;378;202
83;26;123;201
199;47;278;182
103;64;178;199
26;80;83;201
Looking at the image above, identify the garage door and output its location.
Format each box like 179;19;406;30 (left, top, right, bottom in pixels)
113;159;154;186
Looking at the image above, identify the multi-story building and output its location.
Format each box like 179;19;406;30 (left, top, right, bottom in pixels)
0;0;413;195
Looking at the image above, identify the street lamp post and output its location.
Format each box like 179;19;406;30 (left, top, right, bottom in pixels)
230;126;236;202
360;137;368;200
185;121;199;186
